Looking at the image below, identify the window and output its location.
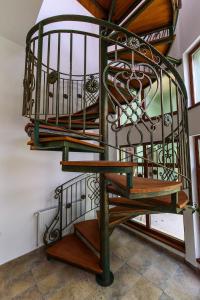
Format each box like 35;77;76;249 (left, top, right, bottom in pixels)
189;41;200;106
119;144;185;251
195;136;200;204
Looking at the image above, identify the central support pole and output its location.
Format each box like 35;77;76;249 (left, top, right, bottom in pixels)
96;29;114;286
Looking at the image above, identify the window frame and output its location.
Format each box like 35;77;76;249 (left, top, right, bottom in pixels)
188;40;200;107
195;136;200;205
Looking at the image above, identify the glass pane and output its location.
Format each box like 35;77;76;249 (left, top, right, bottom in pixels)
145;74;177;117
151;213;184;240
132;215;146;225
198;139;200;164
119;89;140;126
192;47;200;102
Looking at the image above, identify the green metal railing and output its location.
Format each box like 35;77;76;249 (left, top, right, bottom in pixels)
22;14;191;287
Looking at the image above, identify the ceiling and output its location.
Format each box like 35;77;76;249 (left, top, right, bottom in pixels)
0;0;43;46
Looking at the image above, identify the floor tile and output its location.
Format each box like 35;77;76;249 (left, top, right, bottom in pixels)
0;227;199;300
120;277;163;300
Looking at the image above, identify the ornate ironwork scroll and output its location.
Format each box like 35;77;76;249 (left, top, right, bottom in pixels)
103;60;160;145
43;186;62;245
86;174;100;206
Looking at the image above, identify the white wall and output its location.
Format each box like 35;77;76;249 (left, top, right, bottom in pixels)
37;0;99;75
170;0;200;267
0;35;94;265
0;0;43;46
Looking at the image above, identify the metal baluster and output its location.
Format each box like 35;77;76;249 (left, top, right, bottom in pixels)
59;186;63;240
69;33;73;129
169;77;175;171
22;43;30;116
72;79;74;114
70;186;72;226
43;71;46;115
67;79;69;114
45;34;51;122
52;85;54;115
34;23;43;145
62;78;64;115
66;188;68;227
56;33;61;125
160;69;165;167
29;40;36;117
76;80;78;112
83;35;87;134
175;85;181;178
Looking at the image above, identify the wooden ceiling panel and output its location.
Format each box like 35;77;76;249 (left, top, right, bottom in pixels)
112;0;139;22
77;0;176;57
77;0;141;22
126;0;173;35
97;0;112;11
77;0;107;19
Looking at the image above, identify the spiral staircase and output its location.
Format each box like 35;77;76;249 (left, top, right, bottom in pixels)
23;0;191;286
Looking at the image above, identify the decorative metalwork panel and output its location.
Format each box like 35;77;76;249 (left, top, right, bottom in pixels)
104;60;161;146
43;174;100;245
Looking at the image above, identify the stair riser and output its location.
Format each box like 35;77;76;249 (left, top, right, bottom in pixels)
75;230;100;256
109;202;179;214
109;183;181;200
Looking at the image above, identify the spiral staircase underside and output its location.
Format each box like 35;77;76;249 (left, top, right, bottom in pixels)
78;0;179;56
23;0;190;287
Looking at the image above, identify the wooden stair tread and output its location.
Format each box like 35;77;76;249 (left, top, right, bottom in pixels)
109;190;189;209
47;102;114;122
27;136;104;151
74;219;100;252
61;160;136;167
77;0;176;30
46;119;100;129
125;0;174;36
105;173;182;195
77;0;140;23
46;234;102;274
47;119;99;125
108;36;175;64
48;112;99;122
48;103;99;121
25;123;100;140
25;123;100;139
109;206;150;214
96;207;146;227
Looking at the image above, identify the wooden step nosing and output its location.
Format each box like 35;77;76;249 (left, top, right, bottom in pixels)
75;229;100;255
108;182;181;200
46;234;102;274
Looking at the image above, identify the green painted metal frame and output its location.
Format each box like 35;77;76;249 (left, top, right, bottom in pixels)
23;11;192;287
96;32;114;286
25;15;188;105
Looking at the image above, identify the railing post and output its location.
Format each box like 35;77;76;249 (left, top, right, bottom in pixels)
96;29;114;287
22;45;29;116
59;186;63;240
34;23;43;145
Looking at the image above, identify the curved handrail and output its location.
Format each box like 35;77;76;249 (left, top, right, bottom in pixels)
55;173;89;193
26;14;187;103
24;14;190;186
44;172;100;245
